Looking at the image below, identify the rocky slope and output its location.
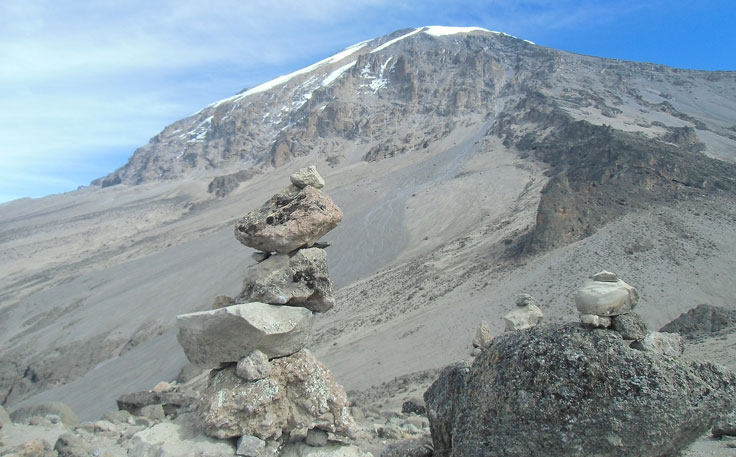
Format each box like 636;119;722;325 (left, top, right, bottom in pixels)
1;25;736;423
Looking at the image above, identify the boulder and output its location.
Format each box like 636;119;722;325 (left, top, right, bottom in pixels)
176;303;314;363
580;314;611;328
10;402;79;427
290;165;326;189
660;304;736;340
128;422;235;457
280;442;372;457
424;323;736;457
503;304;543;332
713;417;736;438
238;248;335;312
471;320;492;348
54;433;92;457
401;398;426;415
234;185;343;254
574;277;639;316
423;361;471;457
116;389;197;417
236;350;272;381
198;349;356;440
151;381;174;393
592;270;619;282
610;312;648;340
630;331;684;357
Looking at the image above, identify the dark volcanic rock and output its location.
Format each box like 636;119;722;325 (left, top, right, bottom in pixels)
660;304;736;340
207;169;259;198
234;185;343;254
425;323;736;457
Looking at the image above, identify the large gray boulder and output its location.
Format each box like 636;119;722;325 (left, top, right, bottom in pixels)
574;276;639;316
424;323;736;457
238;248;335;312
176;303;314;364
198;349;356;440
234;185;343;254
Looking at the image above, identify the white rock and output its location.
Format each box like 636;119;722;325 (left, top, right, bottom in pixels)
129;422;235;457
472;320;493;348
631;332;684;357
580;314;612;328
280;442;373;457
503;304;543;332
574;278;639;316
592;270;619;282
176;303;314;363
290;165;325;189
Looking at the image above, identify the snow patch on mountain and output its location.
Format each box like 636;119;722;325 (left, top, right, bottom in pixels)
323;61;357;86
423;26;492;36
371;28;423;53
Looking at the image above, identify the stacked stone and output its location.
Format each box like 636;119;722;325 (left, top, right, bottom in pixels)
503;293;543;332
175;166;357;455
575;270;683;356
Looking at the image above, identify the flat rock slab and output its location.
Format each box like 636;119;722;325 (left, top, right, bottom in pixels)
238;248;335;313
234;185;343;254
176;303;314;364
574;278;639;316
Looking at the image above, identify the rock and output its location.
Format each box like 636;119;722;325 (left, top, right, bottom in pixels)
280;442;372;457
151;381;174;393
401;398;426;415
574;277;639;316
238;248;335;313
128;422;236;457
78;419;118;434
252;251;271;263
381;436;434;457
101;409;134;425
139;404;166;422
592;270;619;282
471;320;492;348
211;295;234;310
377;424;406;440
10;402;79;427
423;361;471;457
198;349;356;440
290;165;326;189
236;350;272;381
515;293;535;307
470;347;482;357
630;331;684;357
503;304;543;331
0;404;10;428
610;312;648;340
349;407;365;422
176;302;314;363
176;362;210;383
54;433;92;457
236;435;267;456
21;439;52;457
425;322;736;457
116;389;197;417
306;428;329;447
660;304;736;340
234;185;343;254
580;313;611;328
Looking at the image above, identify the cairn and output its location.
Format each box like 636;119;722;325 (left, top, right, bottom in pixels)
175;166;357;454
575;270;683;356
503;293;543;332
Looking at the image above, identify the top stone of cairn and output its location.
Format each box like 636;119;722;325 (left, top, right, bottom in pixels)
290;165;325;189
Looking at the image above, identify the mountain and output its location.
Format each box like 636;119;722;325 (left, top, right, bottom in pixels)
2;26;736;420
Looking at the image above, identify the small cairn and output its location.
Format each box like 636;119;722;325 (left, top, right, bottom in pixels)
175;166;357;452
503;293;543;332
575;270;683;356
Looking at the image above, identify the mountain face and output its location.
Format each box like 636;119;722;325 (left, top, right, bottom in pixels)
3;26;736;420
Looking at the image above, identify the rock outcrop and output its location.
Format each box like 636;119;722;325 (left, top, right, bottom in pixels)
660;304;736;340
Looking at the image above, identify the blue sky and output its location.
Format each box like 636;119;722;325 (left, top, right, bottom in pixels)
1;0;734;203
